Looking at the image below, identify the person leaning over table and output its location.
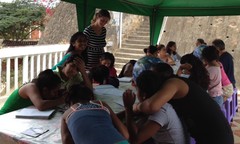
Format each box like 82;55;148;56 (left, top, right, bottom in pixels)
123;65;186;144
53;54;93;95
0;69;64;115
61;84;129;144
130;55;233;144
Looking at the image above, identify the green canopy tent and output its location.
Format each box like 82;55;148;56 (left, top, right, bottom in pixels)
62;0;240;45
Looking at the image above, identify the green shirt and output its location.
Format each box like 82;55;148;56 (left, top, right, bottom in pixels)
53;66;83;91
52;53;71;71
0;88;33;115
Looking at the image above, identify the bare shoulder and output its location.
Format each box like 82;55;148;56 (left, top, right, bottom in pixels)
165;78;189;99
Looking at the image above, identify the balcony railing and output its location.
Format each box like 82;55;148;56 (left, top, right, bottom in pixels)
0;44;68;96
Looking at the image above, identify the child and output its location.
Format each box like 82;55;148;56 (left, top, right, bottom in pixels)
177;54;210;91
202;46;223;107
131;56;233;144
99;52;117;77
52;32;88;70
166;41;181;62
61;84;129;144
53;54;92;93
157;44;175;65
89;65;119;88
0;69;64;115
123;67;186;144
118;60;136;78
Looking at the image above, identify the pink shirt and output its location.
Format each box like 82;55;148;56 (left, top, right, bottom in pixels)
219;62;231;86
206;66;223;97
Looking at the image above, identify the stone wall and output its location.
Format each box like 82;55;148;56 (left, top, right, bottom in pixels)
160;16;240;88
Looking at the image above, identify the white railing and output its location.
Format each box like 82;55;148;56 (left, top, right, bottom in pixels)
0;44;68;96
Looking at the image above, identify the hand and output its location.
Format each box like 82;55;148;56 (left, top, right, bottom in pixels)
123;89;136;109
180;63;192;70
73;58;85;72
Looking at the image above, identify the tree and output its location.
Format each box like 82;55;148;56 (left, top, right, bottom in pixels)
0;0;46;41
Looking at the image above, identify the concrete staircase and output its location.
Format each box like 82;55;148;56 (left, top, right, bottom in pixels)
114;19;150;74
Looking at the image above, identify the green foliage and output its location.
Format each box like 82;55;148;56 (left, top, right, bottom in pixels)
0;0;46;41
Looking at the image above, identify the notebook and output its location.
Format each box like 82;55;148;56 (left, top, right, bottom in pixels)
16;106;56;119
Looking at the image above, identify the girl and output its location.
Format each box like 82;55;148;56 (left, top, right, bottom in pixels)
61;84;129;144
99;52;117;77
143;45;158;58
202;46;223;107
177;54;210;91
123;68;186;144
52;32;88;70
128;56;233;144
84;9;111;70
118;60;136;78
53;54;93;93
157;44;175;65
166;41;181;62
0;69;64;115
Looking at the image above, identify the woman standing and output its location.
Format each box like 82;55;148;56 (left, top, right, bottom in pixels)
84;9;111;70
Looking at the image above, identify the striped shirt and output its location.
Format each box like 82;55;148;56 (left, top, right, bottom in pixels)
84;26;107;70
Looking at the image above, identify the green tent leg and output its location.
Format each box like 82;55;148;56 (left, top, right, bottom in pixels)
150;11;164;45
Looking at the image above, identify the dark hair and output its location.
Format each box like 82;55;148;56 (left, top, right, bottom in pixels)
180;54;210;90
100;52;115;68
89;65;109;84
166;41;176;55
66;32;88;63
197;38;205;44
91;9;111;24
151;63;174;82
62;54;83;68
31;69;61;94
202;46;219;62
65;84;93;106
212;39;225;51
136;70;162;98
144;45;158;55
157;44;165;51
118;60;137;78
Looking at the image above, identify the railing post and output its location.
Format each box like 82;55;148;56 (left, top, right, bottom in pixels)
14;57;18;89
30;56;34;80
37;55;41;76
6;58;10;94
22;56;29;84
42;54;46;71
119;12;123;48
54;53;58;65
48;53;52;69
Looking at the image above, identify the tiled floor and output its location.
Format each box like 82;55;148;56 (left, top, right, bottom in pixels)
231;95;240;144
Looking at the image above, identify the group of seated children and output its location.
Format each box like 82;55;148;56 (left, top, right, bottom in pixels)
0;33;235;144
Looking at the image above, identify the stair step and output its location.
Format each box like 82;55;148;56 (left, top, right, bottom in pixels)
115;53;144;59
135;31;150;35
118;48;145;53
115;52;144;56
122;43;148;49
128;35;150;40
137;27;150;32
125;39;149;45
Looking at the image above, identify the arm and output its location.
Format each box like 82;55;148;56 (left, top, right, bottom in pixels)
176;63;192;76
26;85;64;111
74;57;93;90
101;101;129;139
61;110;74;144
52;54;71;70
123;90;161;143
167;56;175;65
134;78;187;114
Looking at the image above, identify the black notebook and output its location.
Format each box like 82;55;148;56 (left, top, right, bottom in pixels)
16;106;56;119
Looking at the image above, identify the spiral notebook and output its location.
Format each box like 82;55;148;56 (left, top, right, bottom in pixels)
16;106;56;119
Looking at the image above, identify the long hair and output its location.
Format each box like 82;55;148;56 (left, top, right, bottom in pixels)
166;41;176;55
100;52;115;68
31;69;61;95
91;9;111;24
118;60;136;78
180;54;210;90
65;32;88;63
